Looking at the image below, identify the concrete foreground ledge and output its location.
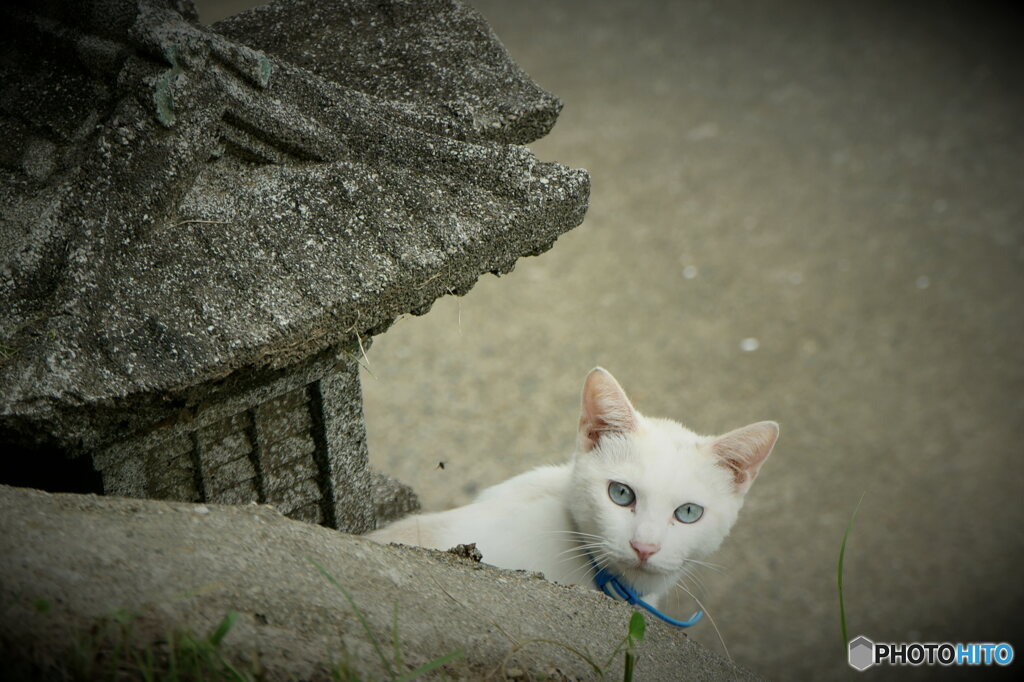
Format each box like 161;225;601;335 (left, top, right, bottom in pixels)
0;485;756;680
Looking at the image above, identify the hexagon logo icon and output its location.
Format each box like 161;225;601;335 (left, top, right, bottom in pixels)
848;635;875;671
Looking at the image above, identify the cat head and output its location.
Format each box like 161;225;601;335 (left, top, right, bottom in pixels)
569;367;778;596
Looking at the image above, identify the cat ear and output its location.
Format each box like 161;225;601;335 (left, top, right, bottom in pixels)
578;367;639;452
710;421;779;494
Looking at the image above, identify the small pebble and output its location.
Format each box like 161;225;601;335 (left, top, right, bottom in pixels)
682;265;698;280
740;337;760;352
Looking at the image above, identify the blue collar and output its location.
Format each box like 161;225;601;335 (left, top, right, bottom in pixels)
592;565;703;628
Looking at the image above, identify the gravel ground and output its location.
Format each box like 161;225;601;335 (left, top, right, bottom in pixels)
200;1;1023;678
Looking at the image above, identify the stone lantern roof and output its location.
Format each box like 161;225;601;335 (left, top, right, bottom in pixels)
0;0;588;531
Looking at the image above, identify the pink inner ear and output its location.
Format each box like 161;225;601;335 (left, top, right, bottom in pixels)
720;455;751;489
712;422;779;492
578;369;638;452
579;413;632;452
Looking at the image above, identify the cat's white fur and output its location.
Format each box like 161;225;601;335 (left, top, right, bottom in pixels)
368;368;778;605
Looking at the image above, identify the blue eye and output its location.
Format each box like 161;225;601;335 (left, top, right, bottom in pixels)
608;481;635;506
674;503;704;523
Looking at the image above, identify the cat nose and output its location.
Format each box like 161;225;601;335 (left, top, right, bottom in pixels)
630;541;660;563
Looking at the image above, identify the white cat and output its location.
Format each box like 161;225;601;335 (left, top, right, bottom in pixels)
367;367;778;607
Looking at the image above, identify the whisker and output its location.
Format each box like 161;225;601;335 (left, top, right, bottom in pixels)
674;581;730;662
535;529;621;587
555;542;606;559
558;548;610;568
542;530;607;542
554;551;602;569
691;573;710;596
681;557;727;575
577;549;611;573
577;557;610;583
552;540;606;557
676;565;709;597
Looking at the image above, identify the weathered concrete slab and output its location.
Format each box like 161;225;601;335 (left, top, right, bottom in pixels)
0;485;758;680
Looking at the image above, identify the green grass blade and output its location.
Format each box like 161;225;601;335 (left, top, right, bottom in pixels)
838;492;866;650
624;650;636;682
519;638;604;677
394;650;464;682
308;557;396;678
209;611;238;647
628;612;645;644
218;653;251;682
166;629;177;681
601;634;631;672
132;646;156;682
107;626;123;681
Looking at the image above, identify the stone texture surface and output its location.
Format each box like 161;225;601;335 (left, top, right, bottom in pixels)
89;342;406;532
213;0;562;145
0;0;589;457
0;485;758;681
